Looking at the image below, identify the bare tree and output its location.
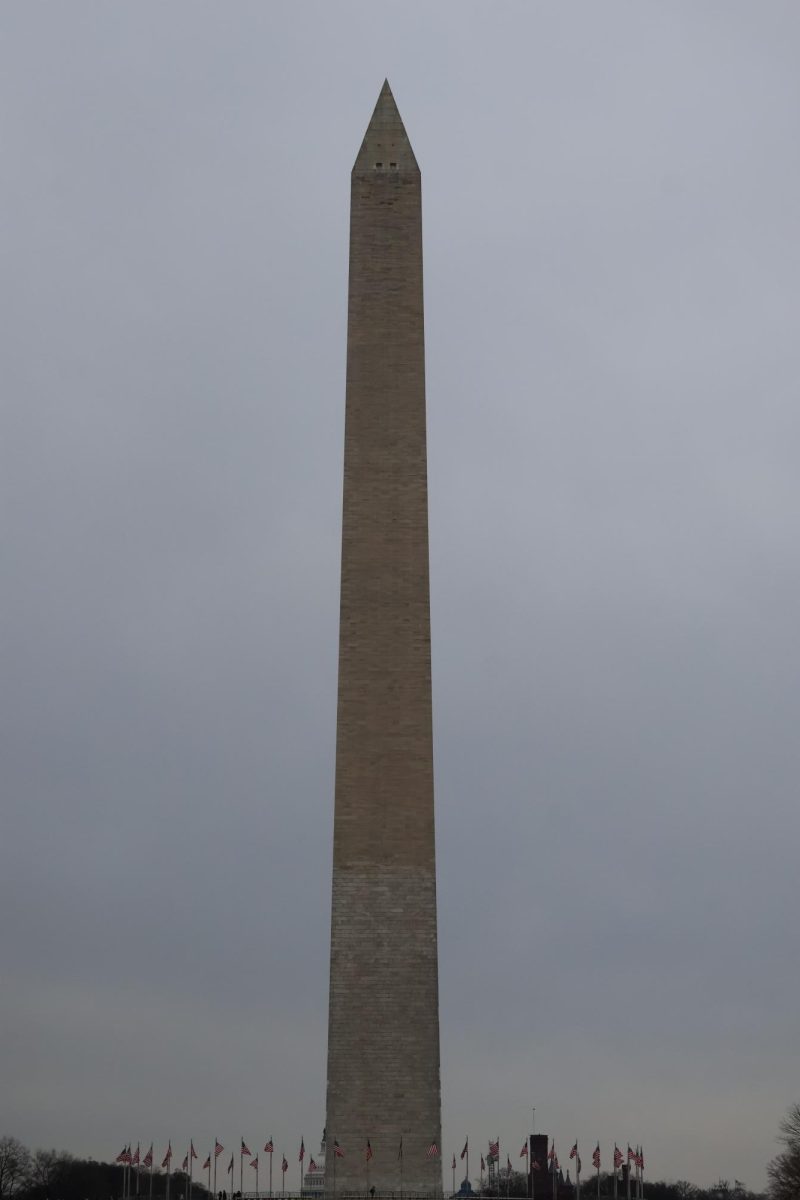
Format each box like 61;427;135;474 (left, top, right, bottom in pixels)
767;1102;800;1200
29;1150;73;1199
0;1138;31;1200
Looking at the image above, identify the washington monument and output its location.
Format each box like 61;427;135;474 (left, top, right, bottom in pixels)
324;82;442;1195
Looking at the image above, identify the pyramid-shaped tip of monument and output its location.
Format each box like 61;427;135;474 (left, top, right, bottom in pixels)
352;79;419;176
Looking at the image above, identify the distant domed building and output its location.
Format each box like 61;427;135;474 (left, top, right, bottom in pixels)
302;1134;326;1195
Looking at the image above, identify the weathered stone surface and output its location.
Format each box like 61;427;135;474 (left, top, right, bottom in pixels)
325;81;442;1196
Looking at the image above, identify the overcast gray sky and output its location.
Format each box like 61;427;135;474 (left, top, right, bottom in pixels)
2;2;799;1192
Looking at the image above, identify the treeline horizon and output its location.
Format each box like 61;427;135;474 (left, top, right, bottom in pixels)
0;1138;767;1200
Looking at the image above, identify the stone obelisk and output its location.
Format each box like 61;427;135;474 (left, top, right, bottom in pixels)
325;81;442;1196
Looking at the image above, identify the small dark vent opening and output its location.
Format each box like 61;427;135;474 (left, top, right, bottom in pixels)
390;162;397;168
375;161;383;168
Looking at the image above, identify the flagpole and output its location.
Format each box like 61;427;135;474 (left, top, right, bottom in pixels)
208;1155;211;1199
452;1157;455;1197
626;1160;631;1200
399;1137;403;1200
166;1155;171;1200
332;1144;336;1200
467;1144;470;1195
613;1151;617;1200
149;1152;153;1200
213;1146;217;1200
241;1144;244;1200
189;1148;193;1200
269;1151;272;1200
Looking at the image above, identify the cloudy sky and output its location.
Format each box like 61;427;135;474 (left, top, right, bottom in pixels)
2;3;799;1192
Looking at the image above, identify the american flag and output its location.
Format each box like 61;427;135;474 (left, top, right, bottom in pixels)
426;1143;439;1159
203;1157;211;1171
242;1141;252;1158
264;1140;273;1155
132;1147;140;1167
548;1145;556;1163
116;1148;128;1165
593;1146;601;1171
251;1158;258;1170
299;1140;305;1163
639;1149;645;1171
507;1156;512;1177
628;1147;635;1162
215;1142;224;1158
520;1143;528;1158
365;1142;373;1163
191;1144;197;1161
481;1156;486;1172
309;1159;318;1172
181;1157;188;1173
281;1157;288;1173
143;1147;153;1170
461;1141;468;1160
162;1145;172;1169
570;1143;578;1161
227;1157;233;1175
614;1147;623;1169
452;1156;457;1170
334;1141;344;1159
577;1157;582;1175
489;1140;499;1159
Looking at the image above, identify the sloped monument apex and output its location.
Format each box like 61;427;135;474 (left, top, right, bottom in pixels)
325;80;441;1196
352;78;420;174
